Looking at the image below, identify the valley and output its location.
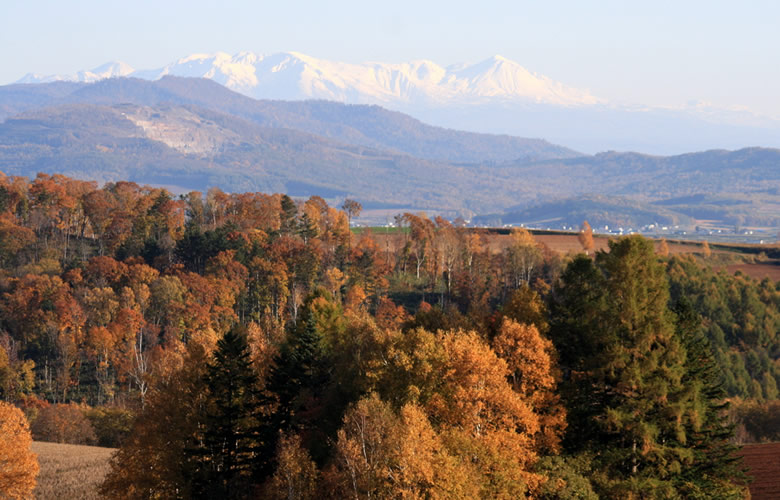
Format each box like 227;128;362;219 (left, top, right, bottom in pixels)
1;77;779;237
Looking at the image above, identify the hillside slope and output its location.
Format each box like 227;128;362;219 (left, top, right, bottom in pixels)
0;102;534;214
0;77;578;164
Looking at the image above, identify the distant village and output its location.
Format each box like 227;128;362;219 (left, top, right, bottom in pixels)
362;218;778;245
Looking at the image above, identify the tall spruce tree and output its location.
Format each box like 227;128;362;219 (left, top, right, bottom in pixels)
549;254;609;451
260;297;332;478
672;297;748;499
279;194;298;236
190;326;262;499
550;235;742;497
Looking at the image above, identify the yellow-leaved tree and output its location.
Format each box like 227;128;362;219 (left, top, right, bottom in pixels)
267;433;319;500
0;401;39;499
578;221;595;255
657;238;670;257
492;318;567;453
325;393;478;499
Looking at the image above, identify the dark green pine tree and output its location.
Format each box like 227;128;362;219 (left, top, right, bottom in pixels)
672;297;749;499
551;236;715;497
296;212;319;244
279;194;298;236
549;254;610;450
267;314;326;430
258;305;330;479
190;326;262;499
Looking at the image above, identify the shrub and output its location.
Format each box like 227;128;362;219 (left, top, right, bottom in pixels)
31;403;97;445
84;406;134;448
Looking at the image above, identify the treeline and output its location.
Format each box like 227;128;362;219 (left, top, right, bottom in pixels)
0;172;774;497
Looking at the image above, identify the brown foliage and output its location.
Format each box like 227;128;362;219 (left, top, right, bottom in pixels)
375;297;410;331
100;344;209;499
31;403;97;445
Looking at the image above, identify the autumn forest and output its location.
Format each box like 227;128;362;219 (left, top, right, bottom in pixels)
2;172;780;498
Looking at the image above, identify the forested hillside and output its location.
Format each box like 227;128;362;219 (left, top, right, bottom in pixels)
0;171;776;497
0;77;577;163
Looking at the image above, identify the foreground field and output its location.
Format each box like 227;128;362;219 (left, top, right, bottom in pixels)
739;442;780;500
32;441;115;500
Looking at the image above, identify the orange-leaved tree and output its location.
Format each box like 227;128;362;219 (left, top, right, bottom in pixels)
492;318;566;453
578;220;595;255
0;401;39;499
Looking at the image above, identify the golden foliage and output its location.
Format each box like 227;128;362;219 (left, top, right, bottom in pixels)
657;238;670;257
578;220;595;254
511;227;536;247
0;401;39;499
326;394;477;499
492;319;567;453
702;240;712;258
268;434;319;500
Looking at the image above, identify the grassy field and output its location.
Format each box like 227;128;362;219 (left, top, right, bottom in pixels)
32;441;115;500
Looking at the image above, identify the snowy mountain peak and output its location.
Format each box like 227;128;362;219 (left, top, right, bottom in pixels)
17;60;135;84
14;51;604;107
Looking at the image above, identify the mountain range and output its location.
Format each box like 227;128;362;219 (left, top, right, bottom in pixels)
17;52;601;107
1;76;779;230
16;52;780;154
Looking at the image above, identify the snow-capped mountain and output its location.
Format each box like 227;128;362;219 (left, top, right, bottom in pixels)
13;52;780;154
16;51;603;107
17;61;135;84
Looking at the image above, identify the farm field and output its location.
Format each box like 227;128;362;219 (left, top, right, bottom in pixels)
739;442;780;500
364;228;780;282
32;441;115;500
725;263;780;282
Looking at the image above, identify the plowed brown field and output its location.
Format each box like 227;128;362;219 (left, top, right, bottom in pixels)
739;442;780;500
725;263;780;282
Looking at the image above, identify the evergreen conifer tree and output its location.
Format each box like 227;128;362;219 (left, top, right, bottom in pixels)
266;314;326;430
673;297;748;498
260;300;331;478
550;236;744;497
279;194;298;235
190;326;262;499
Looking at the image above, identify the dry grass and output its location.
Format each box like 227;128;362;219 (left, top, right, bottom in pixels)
31;441;115;500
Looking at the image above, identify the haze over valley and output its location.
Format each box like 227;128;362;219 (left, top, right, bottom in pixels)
1;74;779;236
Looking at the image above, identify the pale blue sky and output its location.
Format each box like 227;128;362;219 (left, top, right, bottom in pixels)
3;0;780;115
